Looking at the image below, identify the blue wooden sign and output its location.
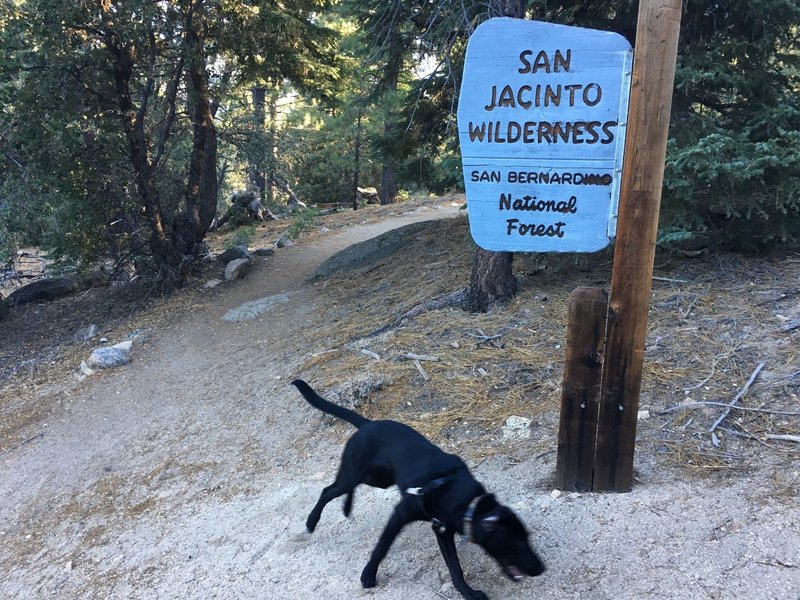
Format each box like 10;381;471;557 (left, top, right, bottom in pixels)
457;18;633;252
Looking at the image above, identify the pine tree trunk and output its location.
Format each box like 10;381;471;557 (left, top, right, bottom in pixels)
353;108;362;210
379;18;402;205
466;0;527;311
250;87;267;197
267;89;278;205
466;248;517;312
185;4;218;241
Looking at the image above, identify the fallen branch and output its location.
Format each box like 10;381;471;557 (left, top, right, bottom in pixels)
782;319;800;332
10;430;45;451
652;275;689;283
402;352;439;362
361;288;468;339
765;434;800;444
413;359;429;381
660;401;800;417
709;361;765;434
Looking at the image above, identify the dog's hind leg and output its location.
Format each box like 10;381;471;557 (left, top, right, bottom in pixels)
360;500;417;589
306;482;350;532
343;491;354;517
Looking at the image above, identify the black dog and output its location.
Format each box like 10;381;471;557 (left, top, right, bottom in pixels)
292;379;545;600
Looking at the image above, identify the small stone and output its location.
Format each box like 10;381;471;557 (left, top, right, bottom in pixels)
252;248;275;257
73;324;99;342
124;328;151;341
204;279;223;289
501;415;532;440
224;258;251;281
550;489;562;500
84;341;132;371
276;236;294;248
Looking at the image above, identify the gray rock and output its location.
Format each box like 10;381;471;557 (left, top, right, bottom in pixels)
501;415;532;440
124;328;151;341
83;341;133;374
222;292;294;322
224;258;251;281
204;279;223;289
311;220;439;281
217;246;249;263
7;277;80;305
252;248;275;257
74;324;99;342
276;236;293;248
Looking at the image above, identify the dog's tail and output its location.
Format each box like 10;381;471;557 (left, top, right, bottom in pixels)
291;379;369;429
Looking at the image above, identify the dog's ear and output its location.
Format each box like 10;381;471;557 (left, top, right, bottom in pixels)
476;494;501;532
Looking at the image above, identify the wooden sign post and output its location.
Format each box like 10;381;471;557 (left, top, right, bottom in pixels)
591;0;683;492
556;0;682;492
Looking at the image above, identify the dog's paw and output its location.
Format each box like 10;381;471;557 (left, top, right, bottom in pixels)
360;567;377;589
305;515;319;533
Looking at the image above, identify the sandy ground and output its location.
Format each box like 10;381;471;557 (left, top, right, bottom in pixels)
1;202;799;600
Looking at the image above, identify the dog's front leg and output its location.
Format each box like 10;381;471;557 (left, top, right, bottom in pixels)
435;530;488;600
360;501;415;589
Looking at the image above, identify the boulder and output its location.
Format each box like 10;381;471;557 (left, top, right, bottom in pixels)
7;277;79;306
217;246;249;263
311;220;438;281
224;258;251;281
80;341;133;375
276;236;293;248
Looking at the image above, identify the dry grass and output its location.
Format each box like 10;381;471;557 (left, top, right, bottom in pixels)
295;216;800;474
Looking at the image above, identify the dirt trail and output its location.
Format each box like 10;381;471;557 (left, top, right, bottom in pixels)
2;203;799;600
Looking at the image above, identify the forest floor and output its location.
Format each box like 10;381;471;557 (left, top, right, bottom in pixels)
1;195;799;599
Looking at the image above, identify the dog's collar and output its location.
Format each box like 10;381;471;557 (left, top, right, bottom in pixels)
404;476;449;497
462;494;486;543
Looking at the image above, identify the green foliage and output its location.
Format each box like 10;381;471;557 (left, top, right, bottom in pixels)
663;0;800;249
0;0;339;274
285;207;320;240
228;224;258;249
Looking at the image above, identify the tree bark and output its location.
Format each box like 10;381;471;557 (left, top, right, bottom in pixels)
185;3;218;242
466;248;517;312
106;34;181;272
353;108;362;210
465;0;527;311
379;10;403;205
250;87;267;197
267;88;279;205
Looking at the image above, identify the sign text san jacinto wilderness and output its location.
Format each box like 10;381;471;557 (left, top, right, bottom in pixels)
458;18;633;252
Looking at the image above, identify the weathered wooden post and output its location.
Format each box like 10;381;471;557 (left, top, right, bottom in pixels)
555;287;608;491
593;0;683;492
